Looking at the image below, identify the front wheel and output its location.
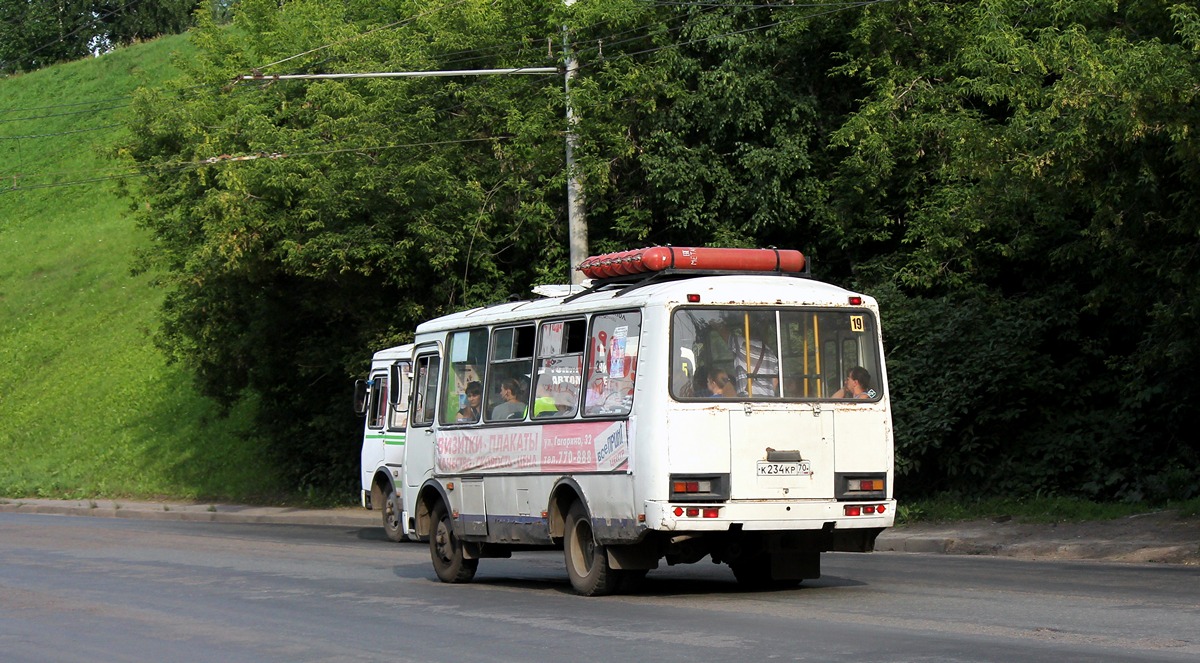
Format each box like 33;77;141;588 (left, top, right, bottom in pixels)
382;490;404;543
564;501;620;596
430;502;477;583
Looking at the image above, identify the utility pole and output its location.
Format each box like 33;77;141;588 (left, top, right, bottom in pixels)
241;48;589;284
563;0;588;284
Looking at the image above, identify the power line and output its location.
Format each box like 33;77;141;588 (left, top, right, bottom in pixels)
4;0;146;72
5;1;889;192
575;0;893;72
0;96;132;115
255;0;477;73
0;104;129;125
0;124;123;140
1;136;510;193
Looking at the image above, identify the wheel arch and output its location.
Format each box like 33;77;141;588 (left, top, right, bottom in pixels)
548;477;586;541
415;480;452;539
369;468;395;510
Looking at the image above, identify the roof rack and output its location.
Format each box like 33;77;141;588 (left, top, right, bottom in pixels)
565;247;811;303
577;246;806;281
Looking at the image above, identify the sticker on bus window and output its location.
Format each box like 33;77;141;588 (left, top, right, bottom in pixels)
849;315;865;333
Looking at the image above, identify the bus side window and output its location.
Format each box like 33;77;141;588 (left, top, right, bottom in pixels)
412;354;441;426
441;329;487;425
389;363;411;430
367;375;387;429
583;312;641;416
484;325;535;422
533;319;585;418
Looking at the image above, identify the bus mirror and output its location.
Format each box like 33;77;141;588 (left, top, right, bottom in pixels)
352;379;369;416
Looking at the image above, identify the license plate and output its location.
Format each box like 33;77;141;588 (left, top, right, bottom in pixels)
757;460;812;476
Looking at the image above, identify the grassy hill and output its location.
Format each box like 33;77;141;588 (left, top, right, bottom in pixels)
0;36;284;502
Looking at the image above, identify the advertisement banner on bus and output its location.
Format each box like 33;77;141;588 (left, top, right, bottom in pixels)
435;421;629;474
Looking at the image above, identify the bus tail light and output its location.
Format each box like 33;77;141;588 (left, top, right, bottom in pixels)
835;473;887;500
673;506;723;518
844;504;888;517
673;480;711;494
669;474;730;502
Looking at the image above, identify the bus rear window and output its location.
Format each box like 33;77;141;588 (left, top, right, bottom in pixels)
670;307;883;402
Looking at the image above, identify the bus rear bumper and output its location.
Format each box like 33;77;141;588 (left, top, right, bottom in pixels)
644;499;896;533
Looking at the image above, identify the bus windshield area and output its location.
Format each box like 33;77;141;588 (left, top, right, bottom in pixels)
670;307;883;401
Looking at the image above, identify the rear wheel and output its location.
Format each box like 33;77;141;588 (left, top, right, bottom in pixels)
382;489;404;543
564;501;620;596
430;502;477;583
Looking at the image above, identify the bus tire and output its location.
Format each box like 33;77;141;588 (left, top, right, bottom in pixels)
430;502;477;583
382;489;404;543
564;501;619;596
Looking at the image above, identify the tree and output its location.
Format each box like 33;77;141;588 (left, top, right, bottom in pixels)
121;0;575;492
120;0;1200;501
829;0;1200;499
96;0;199;49
0;0;94;73
1;1;200;75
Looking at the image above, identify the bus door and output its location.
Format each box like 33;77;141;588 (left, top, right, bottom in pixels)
360;368;390;493
406;347;441;489
383;359;412;471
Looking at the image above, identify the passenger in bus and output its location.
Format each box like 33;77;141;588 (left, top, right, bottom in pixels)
532;382;560;417
456;381;482;422
491;378;528;420
832;366;874;399
712;318;779;396
707;368;737;398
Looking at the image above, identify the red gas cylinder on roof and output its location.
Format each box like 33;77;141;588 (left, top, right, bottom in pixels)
576;246;805;280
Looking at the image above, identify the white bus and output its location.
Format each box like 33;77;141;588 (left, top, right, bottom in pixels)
362;247;895;595
354;344;413;542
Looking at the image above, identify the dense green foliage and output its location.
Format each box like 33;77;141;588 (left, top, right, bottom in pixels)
832;0;1200;500
0;36;282;502
114;0;1200;501
0;0;200;75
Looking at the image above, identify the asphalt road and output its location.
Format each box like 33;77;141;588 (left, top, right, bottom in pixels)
2;512;1198;662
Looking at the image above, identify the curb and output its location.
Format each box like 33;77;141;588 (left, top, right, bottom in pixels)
4;499;1197;565
0;499;377;528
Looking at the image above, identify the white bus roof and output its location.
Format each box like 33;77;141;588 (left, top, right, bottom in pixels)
416;274;872;334
371;343;414;363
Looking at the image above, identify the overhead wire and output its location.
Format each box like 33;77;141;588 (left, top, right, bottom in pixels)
1;136;511;193
4;0;147;72
5;0;889;193
0;124;124;140
0;96;133;115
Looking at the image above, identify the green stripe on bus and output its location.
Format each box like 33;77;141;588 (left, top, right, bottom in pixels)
364;433;406;446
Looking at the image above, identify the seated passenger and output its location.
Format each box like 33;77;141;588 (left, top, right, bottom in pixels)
532;382;559;417
490;378;528;420
707;368;737;398
832;366;874;399
456;381;482;422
